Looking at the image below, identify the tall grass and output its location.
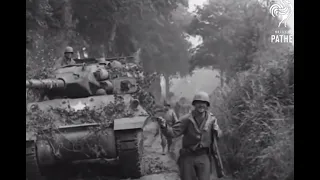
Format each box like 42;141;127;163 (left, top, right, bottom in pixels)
210;52;294;180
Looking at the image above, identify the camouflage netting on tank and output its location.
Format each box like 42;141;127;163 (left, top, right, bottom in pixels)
26;62;160;114
106;63;160;114
27;95;135;127
26;95;139;157
26;63;160;156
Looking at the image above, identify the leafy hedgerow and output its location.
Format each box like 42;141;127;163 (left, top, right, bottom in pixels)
210;52;294;180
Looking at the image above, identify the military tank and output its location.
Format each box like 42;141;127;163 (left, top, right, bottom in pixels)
26;56;149;180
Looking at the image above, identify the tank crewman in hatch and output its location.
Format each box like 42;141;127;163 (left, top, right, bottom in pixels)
157;91;222;180
159;100;179;155
54;46;76;69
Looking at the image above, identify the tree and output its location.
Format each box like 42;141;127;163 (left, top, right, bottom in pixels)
191;1;294;179
127;2;193;100
26;0;192;102
187;0;292;86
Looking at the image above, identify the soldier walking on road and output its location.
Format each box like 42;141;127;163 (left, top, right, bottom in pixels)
159;100;178;155
54;46;76;69
157;91;222;180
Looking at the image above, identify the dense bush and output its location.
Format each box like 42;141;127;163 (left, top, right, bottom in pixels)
210;51;294;180
185;0;294;178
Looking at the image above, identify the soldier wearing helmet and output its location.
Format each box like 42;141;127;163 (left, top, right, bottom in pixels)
157;91;222;180
157;100;178;155
54;46;76;68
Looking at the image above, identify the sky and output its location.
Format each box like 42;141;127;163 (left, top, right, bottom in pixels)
169;69;220;100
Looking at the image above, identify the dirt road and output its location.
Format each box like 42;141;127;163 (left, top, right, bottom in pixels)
138;121;181;180
137;121;233;180
79;121;231;180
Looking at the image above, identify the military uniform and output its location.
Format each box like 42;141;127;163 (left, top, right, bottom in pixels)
158;91;221;180
54;46;76;69
54;57;76;68
161;110;220;180
160;108;178;154
163;108;178;127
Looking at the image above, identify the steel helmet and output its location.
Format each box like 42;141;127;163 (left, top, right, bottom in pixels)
64;46;74;53
192;91;210;106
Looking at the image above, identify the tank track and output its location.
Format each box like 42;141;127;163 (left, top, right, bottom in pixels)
116;129;145;179
26;141;67;180
26;141;45;180
27;129;145;179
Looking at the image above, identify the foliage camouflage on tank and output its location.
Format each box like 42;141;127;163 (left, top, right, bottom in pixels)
26;56;159;180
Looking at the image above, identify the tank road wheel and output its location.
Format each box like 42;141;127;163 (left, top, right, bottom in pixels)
26;141;45;180
116;129;145;179
26;140;68;180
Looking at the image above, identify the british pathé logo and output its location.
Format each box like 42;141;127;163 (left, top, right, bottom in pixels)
269;0;293;28
269;0;294;44
271;30;293;44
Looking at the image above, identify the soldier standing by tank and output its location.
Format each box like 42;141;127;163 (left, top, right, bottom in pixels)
157;91;222;180
54;46;76;68
159;100;178;155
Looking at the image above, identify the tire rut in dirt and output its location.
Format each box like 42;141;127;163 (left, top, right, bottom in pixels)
116;129;145;179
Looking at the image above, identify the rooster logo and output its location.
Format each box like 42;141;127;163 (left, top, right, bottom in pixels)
269;0;293;28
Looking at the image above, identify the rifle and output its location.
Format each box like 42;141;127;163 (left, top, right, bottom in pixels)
211;131;226;178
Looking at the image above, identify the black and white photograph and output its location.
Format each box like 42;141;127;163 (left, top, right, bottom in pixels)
26;0;294;180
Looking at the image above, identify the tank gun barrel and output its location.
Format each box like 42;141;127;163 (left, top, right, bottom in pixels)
26;79;65;89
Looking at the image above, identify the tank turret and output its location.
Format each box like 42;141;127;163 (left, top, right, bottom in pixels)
26;57;138;99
